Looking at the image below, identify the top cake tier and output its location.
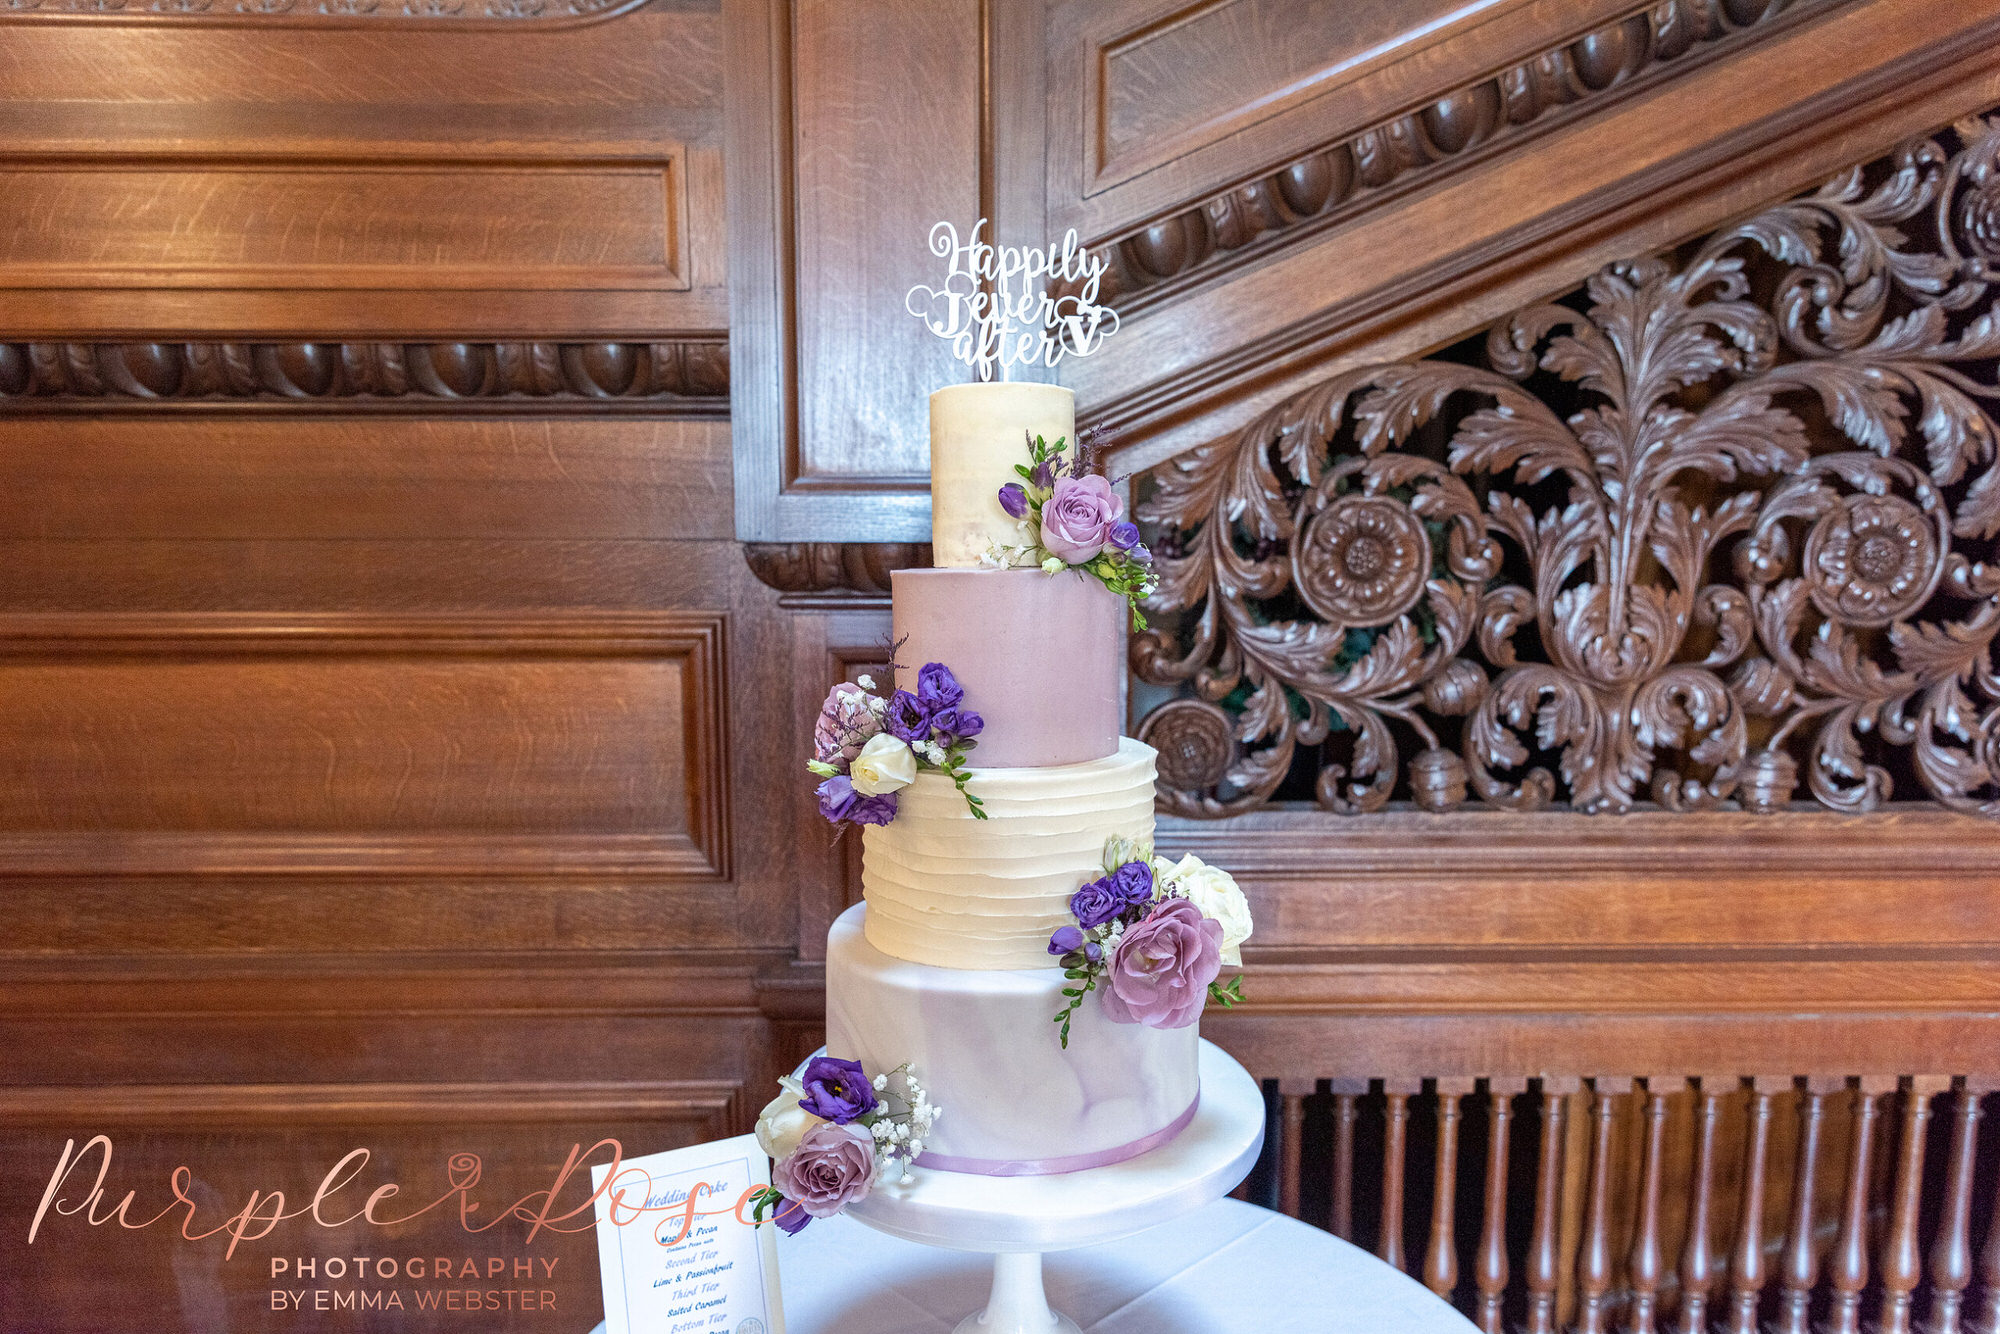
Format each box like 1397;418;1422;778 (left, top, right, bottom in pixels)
930;381;1075;567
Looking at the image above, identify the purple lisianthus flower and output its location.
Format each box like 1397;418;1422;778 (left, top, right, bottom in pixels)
915;662;964;712
771;1196;812;1235
1107;520;1142;552
772;1123;876;1217
798;1055;878;1124
1048;924;1086;957
998;483;1029;519
1068;876;1127;929
1131;544;1152;563
1040;474;1123;564
814;682;880;767
1030;458;1055;490
883;689;933;743
817;776;897;827
1108;859;1153;908
1085;941;1104;964
930;707;983;742
1096;898;1223;1030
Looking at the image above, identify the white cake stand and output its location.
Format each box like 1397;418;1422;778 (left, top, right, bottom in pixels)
814;1038;1265;1334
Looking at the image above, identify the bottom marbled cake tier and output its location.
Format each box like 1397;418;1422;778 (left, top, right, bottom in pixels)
824;903;1200;1176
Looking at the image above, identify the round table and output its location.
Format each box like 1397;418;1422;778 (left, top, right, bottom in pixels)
771;1198;1476;1333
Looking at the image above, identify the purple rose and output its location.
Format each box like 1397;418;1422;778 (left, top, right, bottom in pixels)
915;662;964;712
883;690;933;744
771;1196;812;1235
1040;474;1123;564
772;1123;876;1218
1068;877;1126;929
814;682;880;766
798;1055;878;1124
1048;924;1085;957
931;708;983;741
817;777;897;828
1108;859;1153;908
1107;520;1142;552
1097;899;1222;1030
998;483;1028;519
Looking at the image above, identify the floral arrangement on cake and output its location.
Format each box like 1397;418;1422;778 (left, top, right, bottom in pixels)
984;431;1158;629
747;1055;940;1234
808;662;986;826
1048;837;1252;1047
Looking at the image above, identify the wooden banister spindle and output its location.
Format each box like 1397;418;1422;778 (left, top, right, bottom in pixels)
1829;1078;1892;1334
1973;1080;2000;1334
1574;1075;1629;1334
1629;1076;1682;1334
1329;1079;1364;1243
1928;1083;1985;1334
1679;1077;1729;1334
1279;1080;1310;1219
1380;1078;1419;1272
1777;1078;1838;1334
1427;1078;1473;1303
1726;1077;1780;1334
1477;1078;1527;1334
1881;1078;1945;1334
1527;1077;1579;1334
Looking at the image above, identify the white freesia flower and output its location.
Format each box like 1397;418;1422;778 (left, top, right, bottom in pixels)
850;733;918;795
754;1075;823;1159
1159;853;1253;966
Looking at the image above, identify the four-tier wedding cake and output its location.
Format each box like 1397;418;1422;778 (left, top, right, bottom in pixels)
826;382;1199;1176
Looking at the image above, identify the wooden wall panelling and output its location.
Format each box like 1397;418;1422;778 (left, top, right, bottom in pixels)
0;2;727;337
727;0;984;542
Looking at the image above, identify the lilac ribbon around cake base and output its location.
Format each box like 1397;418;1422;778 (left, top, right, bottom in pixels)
912;1092;1200;1177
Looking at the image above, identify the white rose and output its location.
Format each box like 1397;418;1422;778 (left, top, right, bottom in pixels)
850;733;917;795
754;1076;823;1160
1166;854;1253;967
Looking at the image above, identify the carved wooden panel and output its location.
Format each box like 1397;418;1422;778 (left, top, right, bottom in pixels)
0;612;729;883
0;159;687;291
0;1;726;337
1136;114;2000;817
1136;115;2000;820
1054;0;1648;227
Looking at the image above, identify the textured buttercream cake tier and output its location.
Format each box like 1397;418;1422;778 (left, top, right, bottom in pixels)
861;738;1155;970
929;382;1075;568
826;904;1199;1175
893;567;1123;767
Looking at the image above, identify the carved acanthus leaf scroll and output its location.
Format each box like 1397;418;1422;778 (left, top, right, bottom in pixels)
1135;113;2000;818
0;339;727;414
1075;0;1833;313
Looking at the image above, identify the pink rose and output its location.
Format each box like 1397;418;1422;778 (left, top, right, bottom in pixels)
1040;474;1123;564
1098;898;1222;1030
772;1122;876;1217
814;683;880;766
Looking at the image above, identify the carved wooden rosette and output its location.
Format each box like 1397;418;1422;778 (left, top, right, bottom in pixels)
0;339;728;413
1135;113;2000;818
1065;0;1828;313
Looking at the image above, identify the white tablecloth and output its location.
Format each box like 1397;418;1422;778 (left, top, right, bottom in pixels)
772;1197;1475;1333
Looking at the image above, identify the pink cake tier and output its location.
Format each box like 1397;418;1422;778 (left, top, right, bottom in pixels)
825;903;1200;1176
891;567;1124;768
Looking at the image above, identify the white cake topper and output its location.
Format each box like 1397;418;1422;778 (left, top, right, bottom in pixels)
904;219;1120;381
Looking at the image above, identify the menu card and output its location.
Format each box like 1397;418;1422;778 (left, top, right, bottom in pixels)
591;1135;785;1334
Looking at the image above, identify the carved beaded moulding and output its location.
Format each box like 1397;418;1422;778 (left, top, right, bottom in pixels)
1134;114;2000;818
0;339;727;414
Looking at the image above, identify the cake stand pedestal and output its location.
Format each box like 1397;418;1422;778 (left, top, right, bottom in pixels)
832;1039;1265;1334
